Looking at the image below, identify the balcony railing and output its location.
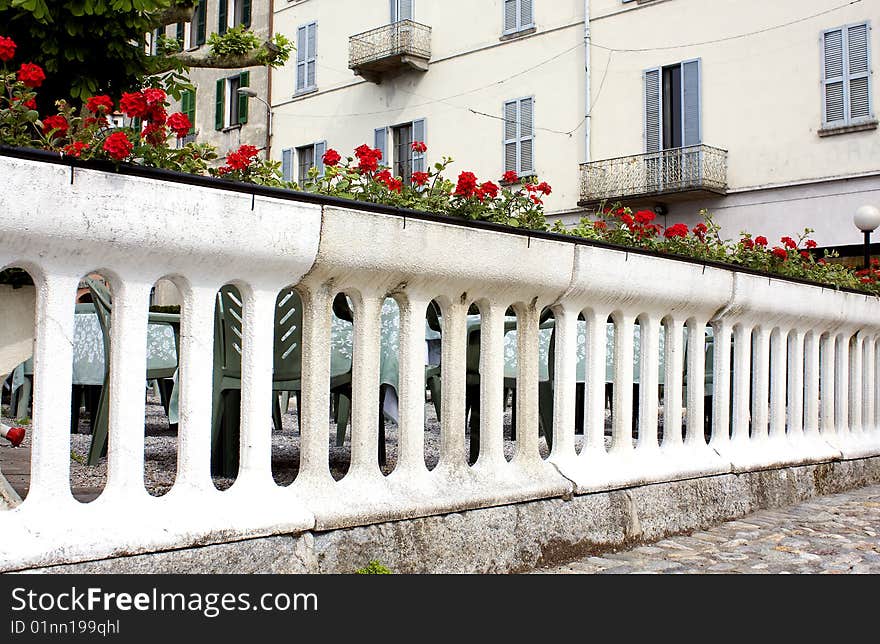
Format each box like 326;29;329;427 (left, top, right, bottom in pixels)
349;20;431;82
1;149;879;571
579;144;728;207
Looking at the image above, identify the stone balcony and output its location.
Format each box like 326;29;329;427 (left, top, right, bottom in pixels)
349;20;431;83
579;144;728;208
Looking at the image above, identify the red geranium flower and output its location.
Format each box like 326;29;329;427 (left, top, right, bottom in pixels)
634;209;655;225
818;258;827;266
141;122;167;146
593;220;608;231
322;148;341;166
800;251;811;260
143;88;167;106
741;237;755;250
693;222;709;240
454;171;479;198
805;240;818;249
535;181;552;195
41;114;68;138
23;97;37;110
0;36;16;62
529;194;543;205
480;181;499;199
411;141;427;153
120;91;148;118
354;144;382;173
83;116;108;128
166;112;192;138
226;144;260;171
102;131;133;161
501;170;519;183
664;223;689;239
411;171;430;186
781;236;797;249
62;141;89;158
86;95;114;114
17;63;45;88
620;213;634;227
771;247;788;260
146;104;167;125
754;235;768;247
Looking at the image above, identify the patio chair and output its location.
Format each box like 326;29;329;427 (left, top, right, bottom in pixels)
210;286;355;477
84;277;181;465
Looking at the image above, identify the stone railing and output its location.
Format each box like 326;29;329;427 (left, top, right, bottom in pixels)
349;20;431;73
579;144;728;206
0;149;878;571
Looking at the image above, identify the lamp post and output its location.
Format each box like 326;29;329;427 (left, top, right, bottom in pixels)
236;87;272;157
853;204;880;269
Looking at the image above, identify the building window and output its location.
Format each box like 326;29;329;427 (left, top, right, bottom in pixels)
190;0;208;47
503;0;534;35
503;97;534;176
214;71;249;130
391;0;414;22
219;0;252;35
643;59;701;152
146;27;161;55
289;141;327;183
374;119;426;184
295;22;318;94
822;22;873;127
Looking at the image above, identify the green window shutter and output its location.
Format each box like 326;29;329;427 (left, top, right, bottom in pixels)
242;0;252;28
182;90;196;134
176;22;184;49
196;1;207;45
238;71;249;124
218;0;228;35
215;78;225;130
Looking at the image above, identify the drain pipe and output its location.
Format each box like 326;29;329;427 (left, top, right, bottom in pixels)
584;0;591;163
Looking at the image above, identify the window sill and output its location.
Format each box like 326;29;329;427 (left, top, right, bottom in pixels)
500;26;536;41
818;119;878;137
221;124;243;133
293;87;318;99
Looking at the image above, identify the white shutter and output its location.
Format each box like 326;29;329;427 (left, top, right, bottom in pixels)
399;0;413;21
504;0;517;33
315;140;327;177
682;59;701;147
411;118;426;173
644;67;662;152
823;28;846;124
847;23;871;120
281;148;293;182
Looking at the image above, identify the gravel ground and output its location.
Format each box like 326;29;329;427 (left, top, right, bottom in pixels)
3;389;691;499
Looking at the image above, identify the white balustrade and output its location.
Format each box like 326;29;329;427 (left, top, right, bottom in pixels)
1;153;879;571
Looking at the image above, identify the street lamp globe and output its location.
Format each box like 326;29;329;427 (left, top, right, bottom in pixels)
853;204;880;233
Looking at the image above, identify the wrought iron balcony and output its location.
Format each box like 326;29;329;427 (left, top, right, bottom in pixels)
578;144;728;207
349;20;431;83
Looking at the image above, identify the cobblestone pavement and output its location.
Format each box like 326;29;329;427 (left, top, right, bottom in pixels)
536;485;880;574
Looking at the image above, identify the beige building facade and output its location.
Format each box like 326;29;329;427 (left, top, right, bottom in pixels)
270;0;879;247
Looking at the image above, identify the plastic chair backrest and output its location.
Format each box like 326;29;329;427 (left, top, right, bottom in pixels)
216;285;243;380
273;288;303;382
84;277;112;374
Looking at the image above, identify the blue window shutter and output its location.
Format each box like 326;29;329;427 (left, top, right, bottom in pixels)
519;97;533;174
503;99;518;173
521;0;533;27
682;59;701;146
847;23;871;120
411;118;426;173
644;67;662;152
391;0;397;23
374;127;387;163
399;0;413;21
296;25;307;91
504;0;517;33
823;28;846;124
282;148;293;182
307;23;317;90
315;140;327;176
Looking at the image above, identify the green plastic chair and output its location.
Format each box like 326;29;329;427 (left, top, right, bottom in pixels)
84;277;180;465
211;286;354;477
